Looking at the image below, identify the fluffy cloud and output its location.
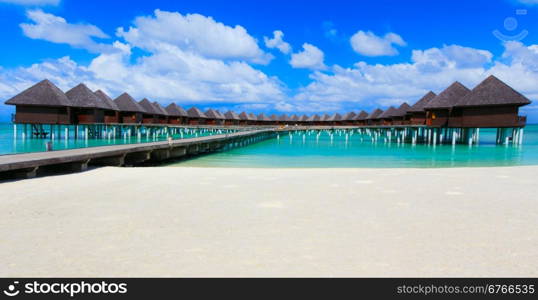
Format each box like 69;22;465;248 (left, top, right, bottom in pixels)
350;30;406;56
0;0;59;5
290;43;326;70
20;10;113;53
116;9;272;64
264;30;291;54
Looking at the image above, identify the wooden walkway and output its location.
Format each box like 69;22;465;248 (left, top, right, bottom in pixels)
0;129;275;178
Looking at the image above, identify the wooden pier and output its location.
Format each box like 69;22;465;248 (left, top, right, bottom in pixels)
0;129;276;179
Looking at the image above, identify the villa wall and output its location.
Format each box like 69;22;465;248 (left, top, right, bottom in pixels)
15;105;70;124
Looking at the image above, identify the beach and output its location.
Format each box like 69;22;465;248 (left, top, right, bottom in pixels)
1;166;537;277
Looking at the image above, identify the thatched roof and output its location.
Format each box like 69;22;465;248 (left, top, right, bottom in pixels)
307;114;321;121
455;75;531;107
378;106;397;119
5;79;72;107
327;113;342;121
152;101;169;116
270;114;279;121
299;115;309;121
354;110;369;120
290;114;299;121
94;90;119;111
138;98;159;114
238;111;250;120
114;93;145;113
321;114;331;121
393;102;411;117
165;103;188;117
366;108;383;120
205;108;225;119
408;91;436;112
424;81;470;109
248;113;258;120
278;114;289;121
342;112;356;120
257;113;271;121
65;83;109;109
187;107;207;118
224;110;240;120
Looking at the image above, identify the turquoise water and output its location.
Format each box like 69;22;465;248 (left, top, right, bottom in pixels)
172;125;538;168
0;123;237;155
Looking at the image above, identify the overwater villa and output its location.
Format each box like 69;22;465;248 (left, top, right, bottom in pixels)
165;103;188;125
113;93;144;124
4;76;531;131
187;107;207;125
424;81;470;127
407;91;436;125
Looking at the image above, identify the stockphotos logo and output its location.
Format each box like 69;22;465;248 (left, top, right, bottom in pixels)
2;281;127;297
3;281;20;297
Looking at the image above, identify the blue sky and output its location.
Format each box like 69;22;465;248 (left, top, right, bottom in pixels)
1;0;538;122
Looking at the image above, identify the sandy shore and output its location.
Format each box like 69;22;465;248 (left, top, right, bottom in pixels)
1;166;537;277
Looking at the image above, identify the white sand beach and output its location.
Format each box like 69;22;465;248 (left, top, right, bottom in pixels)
1;166;537;277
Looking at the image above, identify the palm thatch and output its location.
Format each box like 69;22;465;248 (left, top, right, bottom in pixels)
278;114;289;121
408;91;436;112
152;101;169;116
114;93;145;112
94;90;120;111
455;75;531;107
342;112;356;120
248;113;258;121
378;107;397;119
299;114;309;122
5;79;72;107
238;112;250;120
307;114;321;122
257;113;271;121
366;109;384;120
205;108;225;119
392;102;411;117
65;83;109;109
224;110;240;120
270;114;279;121
187;107;207;118
138;98;159;114
424;82;470;109
165;103;188;117
354;110;369;120
327;113;342;121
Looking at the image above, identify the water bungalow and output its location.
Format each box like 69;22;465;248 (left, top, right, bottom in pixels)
354;110;369;126
299;115;309;125
94;90;120;124
65;83;110;124
248;113;259;125
449;75;530;128
113;93;144;124
165;103;188;124
238;112;251;126
270;114;279;125
205;108;225;125
378;107;397;125
257;113;271;125
342;112;357;125
5;79;72;125
278;114;290;125
366;109;384;126
152;102;169;124
187;107;208;125
138;98;160;124
407;91;436;125
327;113;343;126
307;114;321;125
224;110;240;125
391;102;411;125
424;82;470;127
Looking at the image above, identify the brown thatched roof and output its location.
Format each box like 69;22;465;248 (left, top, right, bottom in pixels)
290;114;299;121
366;108;383;120
205;108;225;119
299;115;309;121
152;101;169;116
238;111;250;120
393;102;411;117
279;114;289;121
424;81;470;109
65;83;109;109
327;113;342;121
307;114;321;121
354;110;369;120
320;113;331;121
270;114;279;121
5;79;72;107
378;106;397;119
257;113;271;121
342;112;356;120
408;91;436;112
138;98;159;114
187;107;207;118
114;93;145;113
455;75;531;107
165;103;188;117
94;90;119;111
248;113;258;120
224;110;240;120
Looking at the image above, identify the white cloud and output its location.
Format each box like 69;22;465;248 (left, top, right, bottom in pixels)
290;43;327;70
116;9;272;64
350;30;406;56
264;30;291;54
0;0;59;5
516;0;538;4
20;10;113;53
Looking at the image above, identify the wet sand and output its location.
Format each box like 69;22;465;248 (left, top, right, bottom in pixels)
1;166;537;277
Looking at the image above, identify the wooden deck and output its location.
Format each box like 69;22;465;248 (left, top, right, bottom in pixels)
0;129;276;178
